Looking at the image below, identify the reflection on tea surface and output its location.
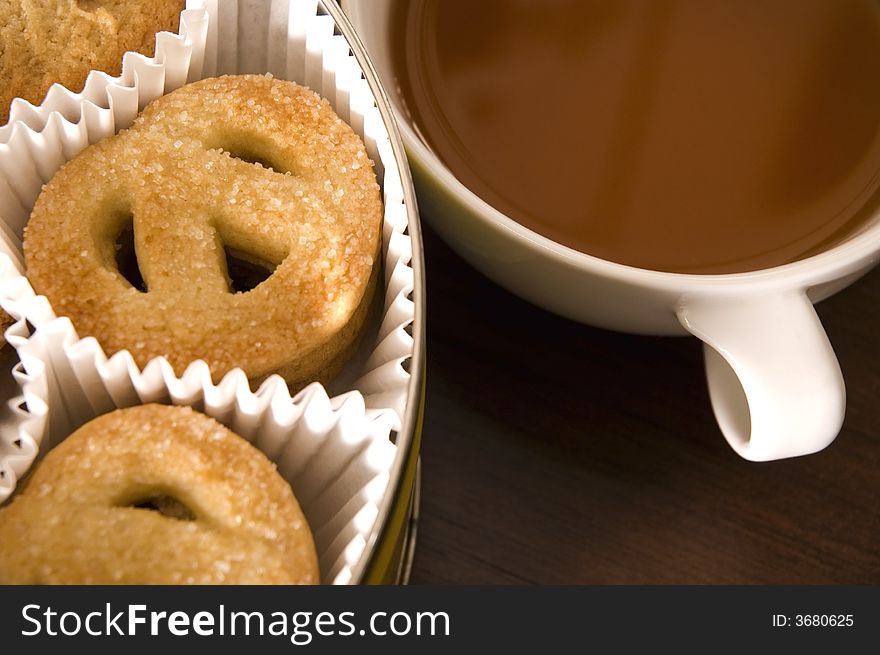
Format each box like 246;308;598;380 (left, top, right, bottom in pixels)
393;0;880;273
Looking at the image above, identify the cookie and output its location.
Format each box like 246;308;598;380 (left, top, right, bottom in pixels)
24;74;383;387
0;404;319;584
0;0;183;123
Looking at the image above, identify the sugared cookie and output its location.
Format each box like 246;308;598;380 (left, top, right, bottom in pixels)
24;74;382;388
0;0;183;123
0;404;319;584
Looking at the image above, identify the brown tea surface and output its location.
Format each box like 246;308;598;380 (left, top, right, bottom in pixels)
394;0;880;273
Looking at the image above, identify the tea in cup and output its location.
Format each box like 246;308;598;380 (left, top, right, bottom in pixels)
344;0;880;460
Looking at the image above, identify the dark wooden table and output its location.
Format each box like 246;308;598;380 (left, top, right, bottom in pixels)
408;224;880;584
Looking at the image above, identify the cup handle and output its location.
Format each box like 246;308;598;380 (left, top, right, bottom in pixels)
676;291;845;461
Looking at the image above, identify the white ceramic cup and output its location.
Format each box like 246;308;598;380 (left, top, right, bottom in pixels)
342;0;880;461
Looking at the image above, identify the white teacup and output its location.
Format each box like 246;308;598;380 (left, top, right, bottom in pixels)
342;0;880;461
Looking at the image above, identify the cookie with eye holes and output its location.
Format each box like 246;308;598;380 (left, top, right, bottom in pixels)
23;74;382;388
0;404;319;584
0;0;184;123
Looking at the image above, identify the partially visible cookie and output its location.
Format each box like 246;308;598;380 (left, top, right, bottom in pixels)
0;0;183;123
0;404;320;584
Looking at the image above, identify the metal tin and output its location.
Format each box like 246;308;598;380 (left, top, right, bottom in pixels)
321;0;426;585
0;0;426;585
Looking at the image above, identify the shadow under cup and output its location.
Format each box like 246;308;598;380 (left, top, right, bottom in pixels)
343;0;880;460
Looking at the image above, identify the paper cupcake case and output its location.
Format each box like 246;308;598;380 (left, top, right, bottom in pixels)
0;254;49;503
0;0;418;585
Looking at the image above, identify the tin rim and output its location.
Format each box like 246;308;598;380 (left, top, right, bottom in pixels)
319;0;426;585
395;458;421;584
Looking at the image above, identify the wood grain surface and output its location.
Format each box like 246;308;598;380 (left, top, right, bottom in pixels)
408;225;880;584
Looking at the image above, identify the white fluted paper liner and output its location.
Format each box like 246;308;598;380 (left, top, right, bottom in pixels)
0;0;419;584
0;7;211;503
0;253;49;503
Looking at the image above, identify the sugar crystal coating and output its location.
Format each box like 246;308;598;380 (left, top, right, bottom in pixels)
24;74;383;387
0;404;319;584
